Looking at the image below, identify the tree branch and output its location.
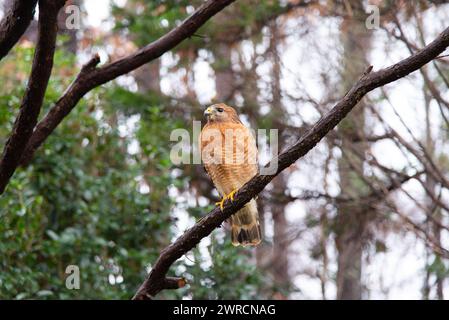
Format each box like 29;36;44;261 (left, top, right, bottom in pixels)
133;26;449;300
19;0;236;166
0;0;38;61
0;0;66;194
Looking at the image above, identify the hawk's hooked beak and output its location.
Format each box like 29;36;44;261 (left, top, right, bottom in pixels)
204;107;213;117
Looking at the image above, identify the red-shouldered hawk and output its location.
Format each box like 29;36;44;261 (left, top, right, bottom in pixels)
199;103;261;246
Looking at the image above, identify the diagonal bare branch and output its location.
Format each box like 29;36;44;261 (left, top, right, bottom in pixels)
132;26;449;300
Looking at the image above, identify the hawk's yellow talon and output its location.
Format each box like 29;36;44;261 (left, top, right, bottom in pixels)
227;189;238;201
215;197;226;211
215;189;238;210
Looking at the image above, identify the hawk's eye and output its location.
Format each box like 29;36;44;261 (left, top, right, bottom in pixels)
217;107;224;113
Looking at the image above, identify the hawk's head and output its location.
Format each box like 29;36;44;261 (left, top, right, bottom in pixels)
204;103;240;123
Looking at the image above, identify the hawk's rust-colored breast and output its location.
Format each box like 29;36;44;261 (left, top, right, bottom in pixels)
199;104;262;246
200;121;258;196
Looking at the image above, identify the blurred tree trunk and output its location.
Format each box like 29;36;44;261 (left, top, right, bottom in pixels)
335;2;372;300
57;0;80;54
268;21;290;293
422;84;444;300
134;61;161;93
214;43;234;101
271;174;289;290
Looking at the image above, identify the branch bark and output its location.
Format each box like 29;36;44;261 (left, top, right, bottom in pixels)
0;0;66;194
133;26;449;300
19;0;237;166
0;0;38;61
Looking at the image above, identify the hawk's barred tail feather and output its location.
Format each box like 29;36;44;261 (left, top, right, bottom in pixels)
230;199;261;246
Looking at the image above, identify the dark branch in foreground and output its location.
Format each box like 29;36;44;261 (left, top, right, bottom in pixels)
133;26;449;300
18;0;237;166
0;0;38;61
0;0;66;194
